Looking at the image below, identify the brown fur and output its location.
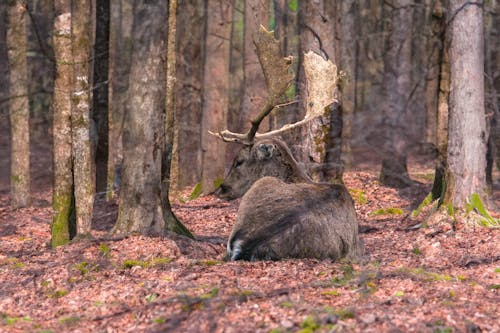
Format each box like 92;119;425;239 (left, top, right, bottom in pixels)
220;138;363;261
227;177;363;261
217;138;312;200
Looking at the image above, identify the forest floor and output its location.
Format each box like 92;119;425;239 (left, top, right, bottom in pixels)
0;139;499;333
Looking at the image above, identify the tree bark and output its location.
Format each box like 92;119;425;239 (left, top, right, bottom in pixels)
113;0;171;236
379;0;414;188
7;0;30;208
107;0;133;200
174;0;205;189
51;0;74;247
239;0;270;133
71;0;95;236
25;0;55;141
200;0;232;194
92;0;110;193
443;0;488;207
226;0;245;163
338;0;357;169
163;0;194;238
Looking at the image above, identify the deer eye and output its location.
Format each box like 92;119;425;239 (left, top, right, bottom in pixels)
234;159;244;168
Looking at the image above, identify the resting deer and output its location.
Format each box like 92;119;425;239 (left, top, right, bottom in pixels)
211;26;363;261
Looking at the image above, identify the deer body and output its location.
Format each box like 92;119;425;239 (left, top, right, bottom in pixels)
211;31;360;261
219;138;363;261
227;176;362;261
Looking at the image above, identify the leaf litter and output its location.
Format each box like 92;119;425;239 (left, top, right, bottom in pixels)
0;152;499;333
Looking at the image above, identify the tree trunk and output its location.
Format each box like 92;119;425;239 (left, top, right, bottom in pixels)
163;0;194;238
296;1;341;181
484;0;499;187
92;0;110;193
424;1;445;148
174;0;205;189
270;0;300;129
431;31;449;202
239;0;270;132
71;0;95;236
443;0;488;207
379;0;414;188
7;0;30;208
200;0;232;194
113;0;170;235
107;0;133;199
226;0;245;163
0;2;7;107
51;0;74;247
338;0;357;169
26;0;55;141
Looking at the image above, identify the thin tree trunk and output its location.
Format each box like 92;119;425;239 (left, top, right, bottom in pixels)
71;0;94;236
51;0;74;247
443;0;488;206
7;0;30;208
338;0;357;169
173;0;205;189
93;0;110;193
26;0;55;141
379;0;414;188
163;0;194;238
200;0;232;194
424;1;445;148
431;31;449;201
239;0;270;132
107;0;133;199
226;0;245;163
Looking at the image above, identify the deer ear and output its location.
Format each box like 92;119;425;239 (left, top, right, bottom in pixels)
257;143;275;160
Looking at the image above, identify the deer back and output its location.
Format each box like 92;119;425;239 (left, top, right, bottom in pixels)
226;177;363;261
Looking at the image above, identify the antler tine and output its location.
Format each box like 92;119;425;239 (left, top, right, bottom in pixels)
209;26;295;146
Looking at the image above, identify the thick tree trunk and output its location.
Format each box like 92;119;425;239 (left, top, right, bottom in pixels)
93;0;110;193
379;0;414;188
71;0;95;236
200;0;232;194
163;0;194;238
51;1;74;247
113;0;170;235
107;0;133;199
174;0;205;189
443;0;488;207
296;2;341;182
7;0;30;208
239;0;270;132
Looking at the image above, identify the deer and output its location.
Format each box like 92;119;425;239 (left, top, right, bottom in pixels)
211;26;363;261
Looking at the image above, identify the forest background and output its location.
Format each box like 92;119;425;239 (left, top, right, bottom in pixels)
0;0;499;332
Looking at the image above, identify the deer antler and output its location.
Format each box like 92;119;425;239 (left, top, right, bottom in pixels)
211;28;339;146
210;26;295;145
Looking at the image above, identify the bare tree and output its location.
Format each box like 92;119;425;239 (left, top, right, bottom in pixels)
71;0;95;236
443;0;489;207
51;0;74;247
379;0;414;188
113;0;192;237
7;0;30;208
93;0;110;193
107;0;133;199
173;0;205;189
200;0;232;194
239;0;270;132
